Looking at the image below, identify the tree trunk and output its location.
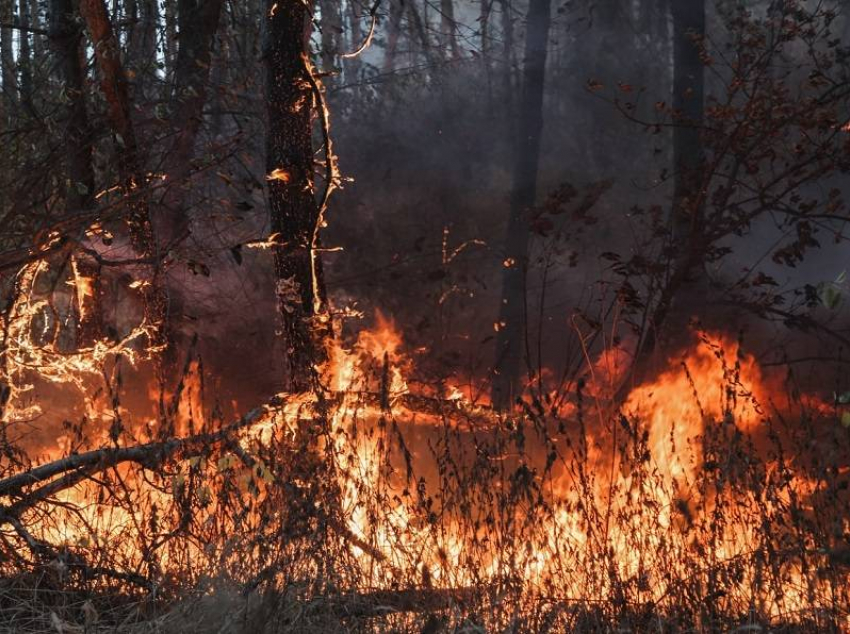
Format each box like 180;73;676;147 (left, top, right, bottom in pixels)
51;0;100;346
127;0;159;100
79;0;167;360
79;0;150;254
0;0;14;110
383;0;403;71
264;0;332;392
440;0;460;59
318;0;342;76
491;0;551;410
613;0;706;400
17;0;32;110
30;0;43;58
163;0;177;80
155;0;223;249
345;0;363;83
49;0;94;215
498;0;515;135
670;0;705;266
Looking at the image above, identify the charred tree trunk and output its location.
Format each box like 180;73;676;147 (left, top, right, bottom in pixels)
264;0;332;392
491;0;551;410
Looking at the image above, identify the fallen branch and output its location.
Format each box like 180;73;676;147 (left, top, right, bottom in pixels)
0;397;282;502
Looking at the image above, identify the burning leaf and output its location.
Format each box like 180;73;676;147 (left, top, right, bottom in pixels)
266;168;290;182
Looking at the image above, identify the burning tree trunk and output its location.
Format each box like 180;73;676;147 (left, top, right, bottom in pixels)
264;0;333;392
491;0;551;410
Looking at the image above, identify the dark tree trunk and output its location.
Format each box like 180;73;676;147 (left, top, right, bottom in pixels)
0;0;14;110
491;0;551;410
30;0;42;58
318;0;341;76
127;0;158;99
440;0;459;59
79;0;151;254
163;0;177;79
613;0;706;400
155;0;224;249
498;0;516;134
49;0;94;215
50;0;101;347
345;0;363;83
79;0;167;357
17;0;32;109
264;0;332;392
671;0;706;260
383;0;403;71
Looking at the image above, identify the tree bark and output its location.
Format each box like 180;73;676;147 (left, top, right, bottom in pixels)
0;0;14;110
670;0;706;260
155;0;224;249
491;0;551;410
264;0;332;392
49;0;94;216
345;0;363;82
318;0;342;76
79;0;166;352
50;0;102;346
440;0;460;59
612;0;706;401
17;0;32;109
383;0;403;71
127;0;159;100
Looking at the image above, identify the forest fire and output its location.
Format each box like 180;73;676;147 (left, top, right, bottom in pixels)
1;270;847;630
2;0;850;630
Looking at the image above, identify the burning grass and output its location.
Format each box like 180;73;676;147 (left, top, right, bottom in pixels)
0;272;848;632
